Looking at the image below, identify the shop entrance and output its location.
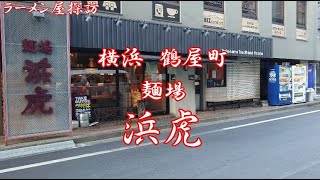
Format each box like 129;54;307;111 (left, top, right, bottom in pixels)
70;50;169;123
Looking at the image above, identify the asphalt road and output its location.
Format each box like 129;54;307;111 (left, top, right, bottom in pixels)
0;106;320;179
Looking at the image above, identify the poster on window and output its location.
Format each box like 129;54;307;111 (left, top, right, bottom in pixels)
272;24;285;38
242;18;259;33
152;1;180;22
296;28;307;41
204;11;224;29
82;1;121;14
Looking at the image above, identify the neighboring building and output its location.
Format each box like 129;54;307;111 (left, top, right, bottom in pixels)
0;1;319;143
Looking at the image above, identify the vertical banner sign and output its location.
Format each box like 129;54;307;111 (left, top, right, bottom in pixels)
1;7;71;141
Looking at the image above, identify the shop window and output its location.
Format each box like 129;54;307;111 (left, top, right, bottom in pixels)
272;1;284;25
242;1;258;19
144;62;168;115
296;1;306;29
70;52;169;121
207;63;226;88
204;1;224;14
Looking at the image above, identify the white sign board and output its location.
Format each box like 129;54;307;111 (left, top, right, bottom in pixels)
242;18;259;34
203;11;224;29
296;28;307;41
272;24;285;38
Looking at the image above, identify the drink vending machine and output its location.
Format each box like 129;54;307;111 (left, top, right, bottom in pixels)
268;65;292;106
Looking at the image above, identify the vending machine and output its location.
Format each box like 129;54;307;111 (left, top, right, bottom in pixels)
292;65;307;103
268;65;292;106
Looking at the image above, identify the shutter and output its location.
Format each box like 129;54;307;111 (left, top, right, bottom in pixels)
227;59;260;100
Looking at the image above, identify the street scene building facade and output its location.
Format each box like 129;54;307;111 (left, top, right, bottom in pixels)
0;1;319;143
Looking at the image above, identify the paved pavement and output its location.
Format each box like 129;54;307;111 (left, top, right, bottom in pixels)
1;101;319;151
0;105;319;178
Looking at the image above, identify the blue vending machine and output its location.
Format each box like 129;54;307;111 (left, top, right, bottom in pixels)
268;65;292;106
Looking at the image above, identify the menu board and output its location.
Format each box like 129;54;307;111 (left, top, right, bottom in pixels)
73;95;92;121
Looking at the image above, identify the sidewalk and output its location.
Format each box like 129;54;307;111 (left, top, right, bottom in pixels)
1;100;320;152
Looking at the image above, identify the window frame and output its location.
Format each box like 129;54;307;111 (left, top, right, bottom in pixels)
203;1;224;14
272;1;285;25
206;63;227;88
242;1;258;20
296;1;307;29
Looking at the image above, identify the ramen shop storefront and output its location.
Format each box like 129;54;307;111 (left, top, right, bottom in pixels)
70;50;169;124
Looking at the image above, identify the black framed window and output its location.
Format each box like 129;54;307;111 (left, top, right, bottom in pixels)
152;1;180;23
296;1;306;29
204;1;224;14
272;1;284;25
242;1;257;19
206;64;226;88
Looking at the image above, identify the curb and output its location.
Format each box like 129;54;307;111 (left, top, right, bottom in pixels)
0;140;76;161
1;101;319;153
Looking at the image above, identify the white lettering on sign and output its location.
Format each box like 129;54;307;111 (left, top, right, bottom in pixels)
221;49;264;56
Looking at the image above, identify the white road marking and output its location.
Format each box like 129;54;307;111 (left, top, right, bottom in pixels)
0;109;319;174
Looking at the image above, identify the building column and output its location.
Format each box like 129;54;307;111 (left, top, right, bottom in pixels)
200;64;207;111
169;67;196;117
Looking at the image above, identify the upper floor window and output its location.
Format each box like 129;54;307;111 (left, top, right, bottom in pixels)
204;1;224;14
272;1;284;25
296;1;306;29
242;1;257;19
82;1;121;14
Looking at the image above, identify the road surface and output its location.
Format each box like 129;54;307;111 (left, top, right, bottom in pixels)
0;106;320;179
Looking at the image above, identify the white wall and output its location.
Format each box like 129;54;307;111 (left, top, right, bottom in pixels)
169;67;196;117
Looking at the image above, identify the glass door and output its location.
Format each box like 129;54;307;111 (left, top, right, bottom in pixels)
144;62;168;115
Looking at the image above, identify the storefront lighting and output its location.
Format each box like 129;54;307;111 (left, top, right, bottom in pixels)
140;21;148;30
115;17;122;26
32;11;45;21
220;33;226;38
85;14;92;22
237;35;241;39
262;38;266;42
183;28;191;35
163;25;171;32
202;30;209;36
